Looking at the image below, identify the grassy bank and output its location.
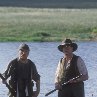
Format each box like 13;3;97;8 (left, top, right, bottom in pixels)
0;7;97;42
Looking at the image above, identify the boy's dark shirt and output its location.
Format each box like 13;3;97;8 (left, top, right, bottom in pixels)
4;58;40;81
3;58;40;97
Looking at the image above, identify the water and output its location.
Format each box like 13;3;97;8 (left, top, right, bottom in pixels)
0;42;97;97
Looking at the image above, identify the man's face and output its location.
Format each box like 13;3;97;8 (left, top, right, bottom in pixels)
62;44;73;55
19;49;29;60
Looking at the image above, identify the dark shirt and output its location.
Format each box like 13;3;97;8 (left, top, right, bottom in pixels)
4;58;40;81
3;58;40;97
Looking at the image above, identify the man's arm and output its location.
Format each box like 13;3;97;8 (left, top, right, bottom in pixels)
77;56;89;82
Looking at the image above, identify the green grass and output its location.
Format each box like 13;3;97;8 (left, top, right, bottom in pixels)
0;7;97;42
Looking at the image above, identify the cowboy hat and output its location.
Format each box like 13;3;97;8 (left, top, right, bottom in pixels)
58;39;78;52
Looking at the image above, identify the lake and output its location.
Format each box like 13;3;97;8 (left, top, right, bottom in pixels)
0;42;97;97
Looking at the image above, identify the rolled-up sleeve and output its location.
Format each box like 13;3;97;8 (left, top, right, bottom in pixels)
77;57;88;76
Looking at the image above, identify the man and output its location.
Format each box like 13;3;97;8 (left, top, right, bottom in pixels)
55;39;88;97
2;43;40;97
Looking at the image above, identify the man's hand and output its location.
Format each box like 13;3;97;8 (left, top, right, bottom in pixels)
32;90;39;97
55;83;62;90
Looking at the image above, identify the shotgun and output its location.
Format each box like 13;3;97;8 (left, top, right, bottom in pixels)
45;74;82;96
0;73;16;96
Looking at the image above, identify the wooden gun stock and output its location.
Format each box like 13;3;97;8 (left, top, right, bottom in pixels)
0;73;16;96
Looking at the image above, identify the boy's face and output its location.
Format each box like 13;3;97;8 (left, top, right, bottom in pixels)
19;49;29;60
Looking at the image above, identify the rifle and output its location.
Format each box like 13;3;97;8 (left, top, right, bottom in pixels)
0;73;16;97
45;74;82;96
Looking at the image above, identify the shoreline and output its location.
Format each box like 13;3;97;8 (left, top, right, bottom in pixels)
0;7;97;42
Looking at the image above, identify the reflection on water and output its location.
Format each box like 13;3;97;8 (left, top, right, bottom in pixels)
0;42;97;97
